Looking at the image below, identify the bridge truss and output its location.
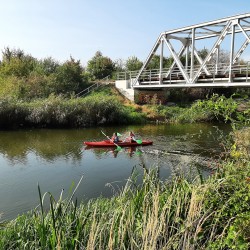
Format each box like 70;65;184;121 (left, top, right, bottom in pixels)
132;13;250;88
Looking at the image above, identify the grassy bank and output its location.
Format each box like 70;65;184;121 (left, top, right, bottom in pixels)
0;83;250;129
0;91;146;129
145;94;250;125
0;127;249;249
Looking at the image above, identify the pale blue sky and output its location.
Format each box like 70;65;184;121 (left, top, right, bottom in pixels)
0;0;249;66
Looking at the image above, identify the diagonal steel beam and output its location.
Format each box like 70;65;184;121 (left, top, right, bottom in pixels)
163;36;191;83
192;21;232;83
132;35;162;86
164;44;187;79
194;48;211;75
237;22;250;42
223;23;250;74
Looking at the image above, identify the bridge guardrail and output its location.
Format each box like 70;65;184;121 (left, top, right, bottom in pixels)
75;75;111;97
116;62;250;85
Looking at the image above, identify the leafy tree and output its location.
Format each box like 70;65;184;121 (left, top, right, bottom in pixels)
52;56;86;95
87;51;114;80
0;47;37;77
125;56;143;71
114;58;126;72
147;55;174;69
34;57;59;76
198;47;209;60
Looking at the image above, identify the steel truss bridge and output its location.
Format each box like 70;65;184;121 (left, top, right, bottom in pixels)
118;13;250;89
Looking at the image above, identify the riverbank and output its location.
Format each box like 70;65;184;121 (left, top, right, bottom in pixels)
0;127;249;249
0;85;250;129
0;88;146;129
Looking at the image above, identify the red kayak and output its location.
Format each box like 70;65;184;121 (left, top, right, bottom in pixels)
84;140;153;147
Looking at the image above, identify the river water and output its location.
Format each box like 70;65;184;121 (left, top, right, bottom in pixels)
0;124;230;221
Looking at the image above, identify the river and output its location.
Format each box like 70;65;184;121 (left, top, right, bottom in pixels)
0;123;230;221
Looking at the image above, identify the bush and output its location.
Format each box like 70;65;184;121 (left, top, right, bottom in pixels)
0;94;146;129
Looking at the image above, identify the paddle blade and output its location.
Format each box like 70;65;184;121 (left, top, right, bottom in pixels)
135;149;142;155
117;132;122;136
116;146;122;151
136;139;142;144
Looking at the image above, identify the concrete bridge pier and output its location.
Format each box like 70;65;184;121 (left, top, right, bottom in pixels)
115;79;169;104
115;79;135;101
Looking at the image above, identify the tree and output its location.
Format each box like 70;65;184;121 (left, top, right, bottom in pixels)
114;58;126;72
52;56;86;95
34;57;59;76
87;51;114;80
125;56;143;71
0;47;37;77
147;55;174;69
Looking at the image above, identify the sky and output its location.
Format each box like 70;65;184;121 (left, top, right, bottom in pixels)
0;0;249;66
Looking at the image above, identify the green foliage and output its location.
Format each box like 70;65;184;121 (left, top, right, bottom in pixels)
0;98;29;129
33;57;59;76
152;105;186;122
87;51;114;80
0;93;146;129
0;47;37;78
203;160;250;249
149;94;250;124
147;54;174;69
0;48;89;99
51;57;86;95
125;56;143;71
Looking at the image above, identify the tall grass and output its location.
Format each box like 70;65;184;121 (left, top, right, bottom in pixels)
0;94;146;129
1;154;250;249
150;94;250;124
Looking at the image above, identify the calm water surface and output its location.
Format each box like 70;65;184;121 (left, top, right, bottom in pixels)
0;124;230;221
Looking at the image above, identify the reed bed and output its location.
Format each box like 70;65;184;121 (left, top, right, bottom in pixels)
0;94;146;129
1;158;249;249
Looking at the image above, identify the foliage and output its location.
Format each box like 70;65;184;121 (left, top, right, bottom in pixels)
125;56;143;71
114;58;126;72
0;93;146;129
0;48;89;99
150;94;250;124
0;47;37;78
146;54;174;69
86;51;115;80
51;56;86;95
33;57;59;76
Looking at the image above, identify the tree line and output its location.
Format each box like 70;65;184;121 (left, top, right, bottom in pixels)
0;47;242;100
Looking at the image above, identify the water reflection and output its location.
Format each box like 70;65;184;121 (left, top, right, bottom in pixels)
84;146;140;159
0;124;229;163
0;130;84;165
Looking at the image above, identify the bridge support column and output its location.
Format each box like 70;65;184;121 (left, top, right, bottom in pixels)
190;28;195;80
215;46;220;75
229;22;236;82
159;39;164;84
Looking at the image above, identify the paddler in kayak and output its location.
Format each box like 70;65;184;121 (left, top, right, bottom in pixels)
125;131;136;143
111;132;119;143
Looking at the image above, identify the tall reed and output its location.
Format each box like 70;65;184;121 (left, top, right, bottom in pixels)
1;160;249;249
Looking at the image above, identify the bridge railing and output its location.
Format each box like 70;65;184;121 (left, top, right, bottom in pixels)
116;62;250;84
75;75;111;97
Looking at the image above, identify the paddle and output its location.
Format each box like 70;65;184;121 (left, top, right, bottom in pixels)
135;139;142;144
101;130;122;151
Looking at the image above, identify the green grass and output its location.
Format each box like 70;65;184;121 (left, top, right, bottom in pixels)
1;148;250;249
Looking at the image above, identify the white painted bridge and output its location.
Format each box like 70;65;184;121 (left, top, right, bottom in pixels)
116;13;250;89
